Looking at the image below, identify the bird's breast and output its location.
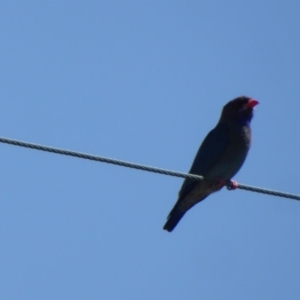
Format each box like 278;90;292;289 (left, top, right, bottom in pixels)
206;125;251;180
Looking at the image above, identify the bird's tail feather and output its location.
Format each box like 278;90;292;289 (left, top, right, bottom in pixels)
163;208;185;232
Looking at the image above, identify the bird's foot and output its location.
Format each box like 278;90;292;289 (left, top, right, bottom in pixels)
226;180;239;190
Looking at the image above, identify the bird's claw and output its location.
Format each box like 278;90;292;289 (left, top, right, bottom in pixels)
226;180;239;190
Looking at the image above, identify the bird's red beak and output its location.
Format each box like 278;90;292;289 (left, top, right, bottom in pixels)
245;99;259;108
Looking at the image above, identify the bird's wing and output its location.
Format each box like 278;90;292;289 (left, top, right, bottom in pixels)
178;123;229;199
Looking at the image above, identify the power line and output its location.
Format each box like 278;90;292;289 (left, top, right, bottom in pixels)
0;136;299;201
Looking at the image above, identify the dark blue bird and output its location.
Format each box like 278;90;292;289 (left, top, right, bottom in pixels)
163;96;259;232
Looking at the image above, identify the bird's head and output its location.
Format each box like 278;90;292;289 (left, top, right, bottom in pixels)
219;96;259;125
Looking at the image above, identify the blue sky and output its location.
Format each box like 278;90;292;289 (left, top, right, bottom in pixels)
1;1;300;299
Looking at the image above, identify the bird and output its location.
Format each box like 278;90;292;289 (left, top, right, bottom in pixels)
163;96;259;232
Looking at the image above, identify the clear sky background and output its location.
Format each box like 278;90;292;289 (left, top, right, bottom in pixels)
0;1;300;299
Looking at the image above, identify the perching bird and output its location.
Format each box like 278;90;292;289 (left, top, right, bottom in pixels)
163;96;259;232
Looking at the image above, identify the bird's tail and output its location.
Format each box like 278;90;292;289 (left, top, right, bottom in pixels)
163;208;186;232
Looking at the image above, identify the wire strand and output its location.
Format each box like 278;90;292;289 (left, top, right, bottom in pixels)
0;136;299;201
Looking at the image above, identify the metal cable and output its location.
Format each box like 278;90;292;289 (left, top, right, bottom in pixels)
0;136;299;201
